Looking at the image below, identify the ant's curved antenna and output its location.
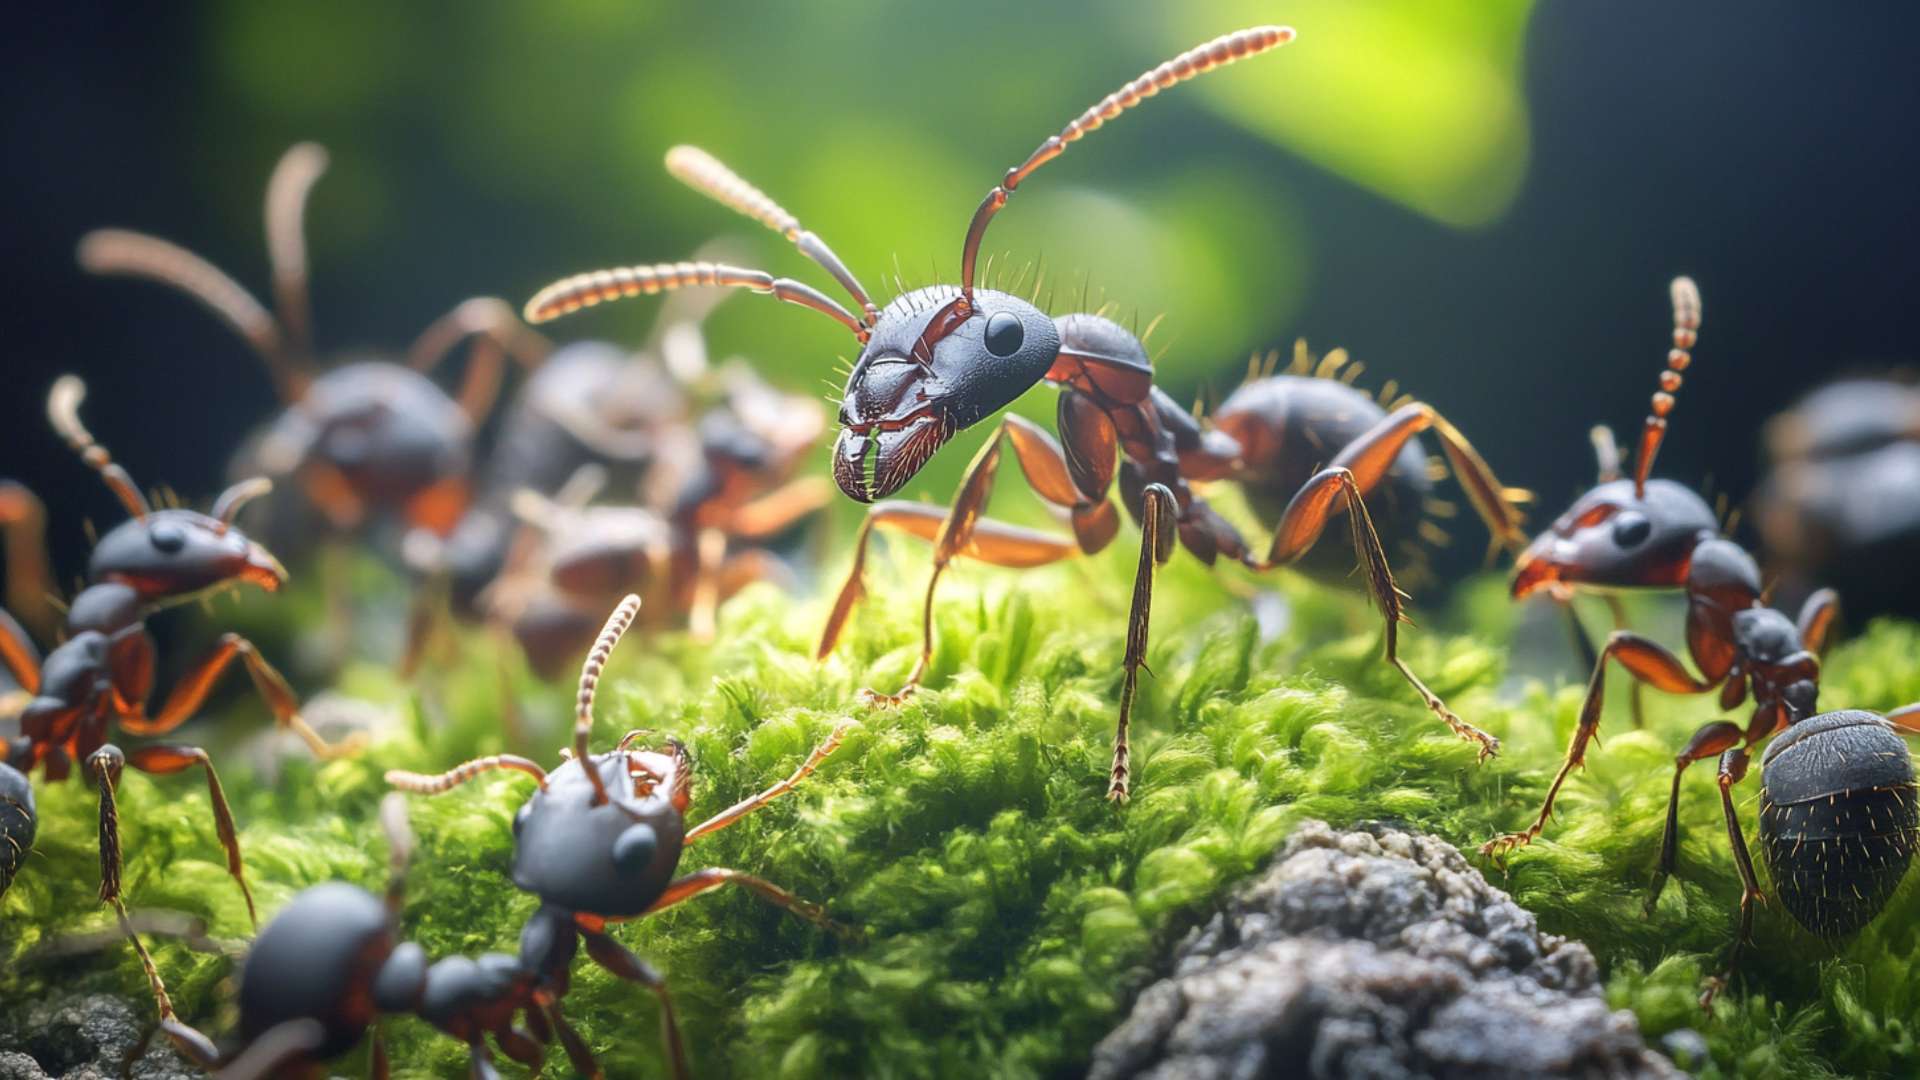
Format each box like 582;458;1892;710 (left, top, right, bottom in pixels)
524;260;869;343
574;593;642;806
76;230;306;402
666;146;879;326
264;142;329;360
1633;276;1701;497
47;375;151;520
958;25;1295;305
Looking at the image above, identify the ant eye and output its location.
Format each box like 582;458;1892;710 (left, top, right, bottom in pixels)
984;312;1024;358
148;522;186;554
1611;510;1652;548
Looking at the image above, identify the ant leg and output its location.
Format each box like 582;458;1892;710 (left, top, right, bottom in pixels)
407;295;551;374
1602;593;1646;728
119;745;257;928
1795;588;1840;657
546;1002;604;1079
1647;720;1742;914
219;1020;330;1080
1264;466;1499;759
0;607;39;699
644;867;854;939
0;481;57;644
467;1041;503;1080
818;414;1094;703
726;475;834;540
1109;484;1176;803
688;527;727;642
1701;746;1762;1009
1482;631;1717;858
371;1027;390;1080
120;633;365;758
1885;704;1920;733
685;721;851;842
106;896;223;1069
580;928;690;1080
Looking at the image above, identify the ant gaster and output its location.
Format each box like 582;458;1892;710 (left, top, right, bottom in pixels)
522;26;1531;801
386;594;854;1077
0;377;359;919
1479;279;1909;1004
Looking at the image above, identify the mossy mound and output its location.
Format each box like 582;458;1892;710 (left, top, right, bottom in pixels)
3;540;1918;1078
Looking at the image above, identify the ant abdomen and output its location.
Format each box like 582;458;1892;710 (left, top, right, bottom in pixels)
0;762;33;896
1759;710;1919;938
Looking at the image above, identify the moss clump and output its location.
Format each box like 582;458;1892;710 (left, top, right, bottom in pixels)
2;542;1917;1078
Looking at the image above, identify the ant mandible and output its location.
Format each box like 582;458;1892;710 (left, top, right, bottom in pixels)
0;377;359;922
521;26;1530;801
387;594;854;1077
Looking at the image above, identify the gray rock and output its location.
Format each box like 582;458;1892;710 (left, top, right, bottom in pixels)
0;994;194;1080
1089;820;1681;1080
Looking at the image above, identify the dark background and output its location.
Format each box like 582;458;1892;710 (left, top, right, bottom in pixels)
2;1;1915;588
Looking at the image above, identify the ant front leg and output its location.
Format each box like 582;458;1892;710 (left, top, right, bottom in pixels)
580;928;690;1080
817;414;1094;704
684;721;850;842
1482;631;1718;859
644;866;853;938
121;632;365;759
1109;483;1176;803
1646;719;1743;914
91;742;258;927
1701;746;1763;1010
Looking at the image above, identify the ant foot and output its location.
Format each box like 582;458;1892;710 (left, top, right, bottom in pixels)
1478;829;1537;862
856;685;916;709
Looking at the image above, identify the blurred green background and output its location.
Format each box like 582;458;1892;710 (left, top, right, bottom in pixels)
3;0;1916;581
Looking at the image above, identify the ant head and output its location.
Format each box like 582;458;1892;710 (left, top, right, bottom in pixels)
1511;478;1717;599
832;287;1059;502
509;752;687;919
90;504;287;602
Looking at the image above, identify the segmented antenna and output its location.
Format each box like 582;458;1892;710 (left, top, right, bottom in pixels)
210;476;274;531
575;594;643;805
959;25;1295;303
1633;276;1701;497
524;260;869;342
47;376;150;520
76;229;305;402
385;754;550;794
666;145;879;325
264;142;329;360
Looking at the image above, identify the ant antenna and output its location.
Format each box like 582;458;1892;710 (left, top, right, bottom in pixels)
47;376;150;520
575;593;642;806
1589;425;1621;484
958;25;1294;305
76;230;306;403
524;260;870;343
666;146;879;326
210;476;274;532
1633;276;1701;497
264;142;329;361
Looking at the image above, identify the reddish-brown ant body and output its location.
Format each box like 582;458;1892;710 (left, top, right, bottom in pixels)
387;595;852;1077
78;143;549;559
522;26;1529;801
1479;278;1919;1003
0;377;357;919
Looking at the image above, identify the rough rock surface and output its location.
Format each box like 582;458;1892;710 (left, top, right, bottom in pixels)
0;994;194;1080
1089;820;1681;1080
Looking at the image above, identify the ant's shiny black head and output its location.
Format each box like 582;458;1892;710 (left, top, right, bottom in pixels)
832;287;1060;502
1512;478;1718;599
89;505;287;602
509;751;687;919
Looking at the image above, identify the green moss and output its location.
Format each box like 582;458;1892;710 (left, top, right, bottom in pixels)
3;544;1918;1078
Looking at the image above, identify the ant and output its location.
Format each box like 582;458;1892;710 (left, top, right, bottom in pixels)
0;377;359;919
386;594;854;1077
77;142;549;573
521;26;1530;801
0;760;30;898
1477;278;1912;1002
124;794;559;1079
1755;375;1920;619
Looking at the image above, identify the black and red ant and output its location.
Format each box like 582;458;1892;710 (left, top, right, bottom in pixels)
387;594;853;1077
0;377;358;920
1481;278;1918;1002
521;26;1530;801
77;142;549;567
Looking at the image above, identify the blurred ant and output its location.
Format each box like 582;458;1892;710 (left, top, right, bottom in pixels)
521;26;1530;801
387;594;854;1077
77;143;549;574
0;377;358;920
1478;279;1914;1003
1755;375;1920;619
